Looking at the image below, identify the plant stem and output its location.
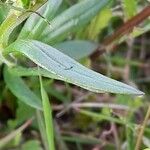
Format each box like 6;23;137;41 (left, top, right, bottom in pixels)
135;105;150;150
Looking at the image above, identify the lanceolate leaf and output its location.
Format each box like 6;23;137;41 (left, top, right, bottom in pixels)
4;39;143;95
4;66;42;109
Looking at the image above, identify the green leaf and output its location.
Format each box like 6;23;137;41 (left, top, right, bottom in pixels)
0;4;9;24
3;39;144;95
87;8;112;40
7;101;35;129
38;0;111;44
7;66;58;79
21;0;30;8
122;0;137;19
39;75;55;150
21;140;42;150
0;1;47;47
54;40;98;59
3;66;42;109
19;0;62;39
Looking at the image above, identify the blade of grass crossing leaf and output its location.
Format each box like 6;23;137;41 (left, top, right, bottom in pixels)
39;70;55;150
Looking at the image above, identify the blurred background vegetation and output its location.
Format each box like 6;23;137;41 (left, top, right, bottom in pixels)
0;0;150;150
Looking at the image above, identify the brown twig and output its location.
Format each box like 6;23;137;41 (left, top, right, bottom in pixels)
91;5;150;59
103;5;150;46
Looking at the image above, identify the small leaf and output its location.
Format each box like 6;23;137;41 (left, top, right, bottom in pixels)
4;66;42;109
4;39;144;95
54;40;98;59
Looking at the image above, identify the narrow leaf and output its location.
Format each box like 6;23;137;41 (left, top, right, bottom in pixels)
4;39;144;95
4;66;42;109
19;0;62;39
39;74;55;150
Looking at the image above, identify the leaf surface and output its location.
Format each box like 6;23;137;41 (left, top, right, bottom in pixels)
4;66;42;109
54;40;98;59
4;39;144;95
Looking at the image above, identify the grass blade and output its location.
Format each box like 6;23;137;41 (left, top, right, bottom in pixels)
39;70;55;150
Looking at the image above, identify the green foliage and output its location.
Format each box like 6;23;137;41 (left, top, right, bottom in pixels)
7;101;35;129
0;0;149;149
4;66;42;109
87;8;112;40
21;140;42;150
54;40;98;60
19;0;111;44
123;0;137;19
4;39;143;95
21;0;30;8
39;74;55;150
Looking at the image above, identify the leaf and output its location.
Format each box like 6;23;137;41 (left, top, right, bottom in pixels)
54;40;98;59
87;8;112;40
7;66;58;79
3;39;144;95
7;101;35;129
38;0;111;44
21;140;42;150
21;0;30;8
0;1;46;47
122;0;137;19
19;0;62;39
0;4;9;24
3;66;42;109
39;74;55;150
